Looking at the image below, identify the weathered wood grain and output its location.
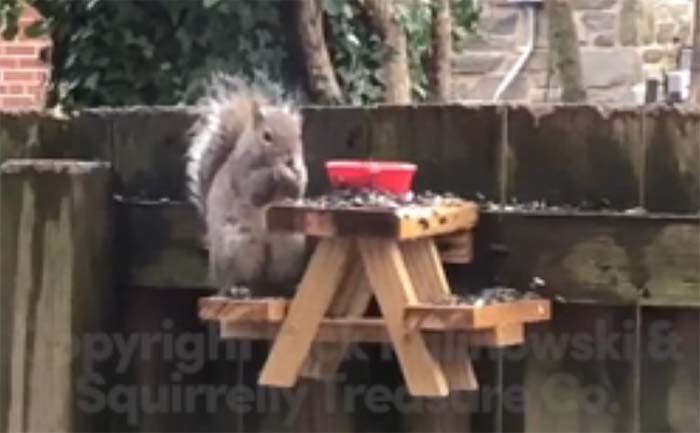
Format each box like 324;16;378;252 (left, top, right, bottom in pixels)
259;238;353;388
0;159;113;433
483;210;700;306
639;307;699;433
266;201;478;240
505;105;644;209
405;299;551;330
0;111;112;167
110;107;197;201
220;319;521;347
643;105;700;213
521;304;638;432
121;203;700;307
367;104;503;202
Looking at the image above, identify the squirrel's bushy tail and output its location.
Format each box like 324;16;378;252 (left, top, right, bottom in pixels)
185;72;299;215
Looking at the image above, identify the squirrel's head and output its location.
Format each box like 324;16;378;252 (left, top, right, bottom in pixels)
250;99;303;164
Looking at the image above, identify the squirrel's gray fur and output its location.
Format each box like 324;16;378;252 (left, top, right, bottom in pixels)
186;72;308;297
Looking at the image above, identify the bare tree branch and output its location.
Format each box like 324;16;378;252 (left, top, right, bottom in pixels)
362;0;411;104
295;0;344;104
428;0;452;102
546;0;587;102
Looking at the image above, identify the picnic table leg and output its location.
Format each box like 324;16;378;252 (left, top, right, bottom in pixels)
301;253;373;379
358;238;449;397
401;239;478;391
259;238;352;388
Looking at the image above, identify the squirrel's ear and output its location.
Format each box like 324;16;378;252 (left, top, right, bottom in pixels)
251;99;264;126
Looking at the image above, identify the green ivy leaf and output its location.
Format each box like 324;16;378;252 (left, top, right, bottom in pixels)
24;19;49;37
1;21;19;40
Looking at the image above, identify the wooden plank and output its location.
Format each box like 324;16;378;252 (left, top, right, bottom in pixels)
426;334;478;391
505;105;644;209
405;299;551;330
522;304;638;433
401;239;478;391
301;254;374;379
643;106;700;212
0;159;113;433
259;238;352;388
482;210;700;306
197;296;288;322
640;307;699;433
266;201;478;240
400;239;452;299
221;319;520;347
358;238;449;397
121;204;699;307
434;229;474;264
367;104;502;203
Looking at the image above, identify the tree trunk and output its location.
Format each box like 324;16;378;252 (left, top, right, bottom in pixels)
295;0;344;104
689;0;700;105
546;0;587;102
428;0;452;102
362;0;411;104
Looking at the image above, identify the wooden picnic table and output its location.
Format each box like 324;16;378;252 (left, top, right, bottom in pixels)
198;198;551;397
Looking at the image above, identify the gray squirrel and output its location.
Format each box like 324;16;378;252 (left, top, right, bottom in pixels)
186;73;309;298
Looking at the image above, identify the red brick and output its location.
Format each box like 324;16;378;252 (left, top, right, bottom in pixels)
2;45;39;56
0;57;17;68
18;58;44;68
3;71;34;81
0;85;25;95
1;96;36;109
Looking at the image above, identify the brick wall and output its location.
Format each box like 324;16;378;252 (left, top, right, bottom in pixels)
0;6;51;111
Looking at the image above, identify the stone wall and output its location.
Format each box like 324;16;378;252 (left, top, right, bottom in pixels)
452;0;696;103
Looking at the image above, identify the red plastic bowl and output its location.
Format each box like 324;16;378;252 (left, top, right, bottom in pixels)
325;160;417;194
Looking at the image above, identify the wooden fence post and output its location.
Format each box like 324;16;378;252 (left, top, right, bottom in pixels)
1;159;113;433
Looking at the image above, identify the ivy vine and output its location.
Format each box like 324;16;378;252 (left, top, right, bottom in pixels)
1;0;479;108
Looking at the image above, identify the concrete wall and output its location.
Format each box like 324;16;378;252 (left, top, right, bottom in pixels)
453;0;696;103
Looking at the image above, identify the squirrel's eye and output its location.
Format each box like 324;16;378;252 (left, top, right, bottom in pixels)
262;130;272;142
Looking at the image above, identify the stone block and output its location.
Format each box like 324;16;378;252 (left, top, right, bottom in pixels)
593;33;616;46
529;87;562;103
525;49;550;72
581;49;643;89
571;0;617;10
619;0;655;45
534;10;549;48
587;86;638;104
582;12;616;32
465;75;530;101
656;22;676;44
458;32;515;51
452;52;504;74
642;48;665;63
678;22;691;43
483;7;519;36
532;71;560;89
